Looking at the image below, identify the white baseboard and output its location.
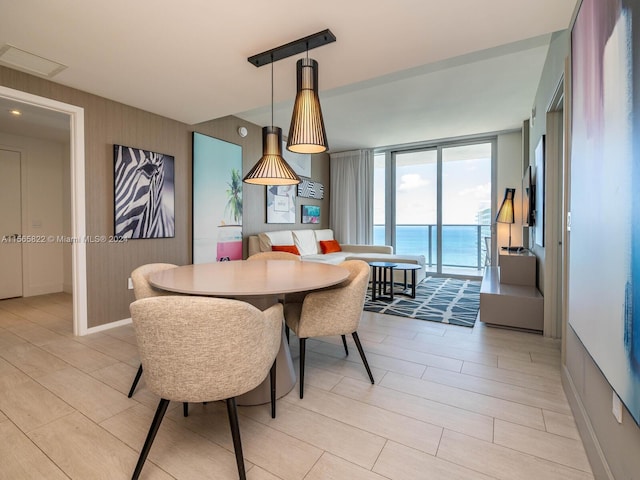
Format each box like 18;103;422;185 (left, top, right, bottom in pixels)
24;283;64;297
84;317;132;336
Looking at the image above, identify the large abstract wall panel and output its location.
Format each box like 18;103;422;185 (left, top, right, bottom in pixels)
192;133;242;263
569;0;640;424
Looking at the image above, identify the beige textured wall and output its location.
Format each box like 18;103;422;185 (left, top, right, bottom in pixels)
565;327;640;479
0;66;191;328
496;131;523;249
529;30;568;295
0;65;332;327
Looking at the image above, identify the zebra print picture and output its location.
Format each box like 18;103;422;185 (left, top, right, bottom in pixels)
114;145;175;239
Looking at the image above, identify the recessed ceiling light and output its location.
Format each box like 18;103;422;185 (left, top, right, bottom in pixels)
0;44;67;78
9;109;22;116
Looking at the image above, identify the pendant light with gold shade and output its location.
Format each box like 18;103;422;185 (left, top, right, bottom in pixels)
243;57;301;186
286;53;328;154
247;29;336;158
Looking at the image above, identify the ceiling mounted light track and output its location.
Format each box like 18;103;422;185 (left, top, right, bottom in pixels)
247;30;336;67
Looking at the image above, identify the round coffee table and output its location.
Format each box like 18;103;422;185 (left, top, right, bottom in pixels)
369;261;396;301
393;263;422;299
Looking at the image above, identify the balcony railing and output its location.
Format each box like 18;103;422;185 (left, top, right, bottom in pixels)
373;224;491;269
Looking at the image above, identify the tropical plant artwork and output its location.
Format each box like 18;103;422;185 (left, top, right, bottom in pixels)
192;133;243;263
225;168;243;225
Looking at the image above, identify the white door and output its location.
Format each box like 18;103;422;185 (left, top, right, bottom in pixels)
0;149;22;299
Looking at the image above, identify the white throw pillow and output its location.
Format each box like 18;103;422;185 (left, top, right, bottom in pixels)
257;230;294;252
292;230;318;255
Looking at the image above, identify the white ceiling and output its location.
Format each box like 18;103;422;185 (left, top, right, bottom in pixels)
0;0;577;151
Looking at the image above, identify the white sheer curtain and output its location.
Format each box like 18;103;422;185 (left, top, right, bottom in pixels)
330;149;374;244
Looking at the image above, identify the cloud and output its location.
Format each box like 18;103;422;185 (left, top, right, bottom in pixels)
398;173;430;191
458;182;491;198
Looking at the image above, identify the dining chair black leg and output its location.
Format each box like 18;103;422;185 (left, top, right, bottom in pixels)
341;335;349;356
352;332;375;384
270;358;277;419
299;337;306;399
128;364;143;398
183;402;188;417
132;398;170;480
285;324;290;344
226;397;246;480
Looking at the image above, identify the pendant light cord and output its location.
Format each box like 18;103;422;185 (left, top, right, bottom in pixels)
270;54;274;128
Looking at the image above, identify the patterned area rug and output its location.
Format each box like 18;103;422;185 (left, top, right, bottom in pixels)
364;276;481;327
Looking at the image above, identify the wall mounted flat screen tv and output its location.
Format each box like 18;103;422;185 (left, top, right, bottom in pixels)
522;165;535;226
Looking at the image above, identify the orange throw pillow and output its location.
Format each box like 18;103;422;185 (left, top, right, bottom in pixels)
272;245;300;255
319;239;342;254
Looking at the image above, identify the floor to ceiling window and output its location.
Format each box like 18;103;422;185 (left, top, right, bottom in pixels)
374;139;494;276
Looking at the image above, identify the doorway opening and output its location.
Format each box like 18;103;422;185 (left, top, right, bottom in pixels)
545;76;565;340
0;85;87;335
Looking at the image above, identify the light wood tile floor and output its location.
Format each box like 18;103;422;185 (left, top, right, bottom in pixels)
0;293;594;480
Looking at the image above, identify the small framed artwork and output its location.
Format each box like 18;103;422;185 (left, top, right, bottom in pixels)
302;205;320;224
114;144;175;239
267;185;296;223
298;178;324;199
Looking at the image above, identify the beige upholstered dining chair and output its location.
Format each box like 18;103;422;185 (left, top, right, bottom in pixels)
284;259;374;398
128;263;179;403
129;296;282;480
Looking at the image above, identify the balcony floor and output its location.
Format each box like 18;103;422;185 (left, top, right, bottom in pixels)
425;264;484;279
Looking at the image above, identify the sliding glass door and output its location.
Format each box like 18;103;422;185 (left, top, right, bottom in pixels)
394;149;437;262
441;143;492;270
374;139;493;275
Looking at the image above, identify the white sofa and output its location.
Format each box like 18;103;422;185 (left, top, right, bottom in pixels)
248;228;426;283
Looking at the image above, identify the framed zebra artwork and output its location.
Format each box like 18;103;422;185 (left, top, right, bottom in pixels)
113;145;175;239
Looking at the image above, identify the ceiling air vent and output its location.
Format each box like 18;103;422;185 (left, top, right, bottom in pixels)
0;44;67;78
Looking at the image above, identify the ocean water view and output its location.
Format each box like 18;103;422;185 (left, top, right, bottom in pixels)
374;224;490;268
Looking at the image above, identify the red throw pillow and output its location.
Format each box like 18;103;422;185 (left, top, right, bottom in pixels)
319;239;342;254
272;245;300;255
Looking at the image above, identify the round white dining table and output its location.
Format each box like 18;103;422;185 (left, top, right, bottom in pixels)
148;259;349;405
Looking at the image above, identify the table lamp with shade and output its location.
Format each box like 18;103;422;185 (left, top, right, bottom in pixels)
496;188;516;250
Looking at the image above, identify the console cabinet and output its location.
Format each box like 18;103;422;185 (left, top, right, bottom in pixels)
479;250;543;331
